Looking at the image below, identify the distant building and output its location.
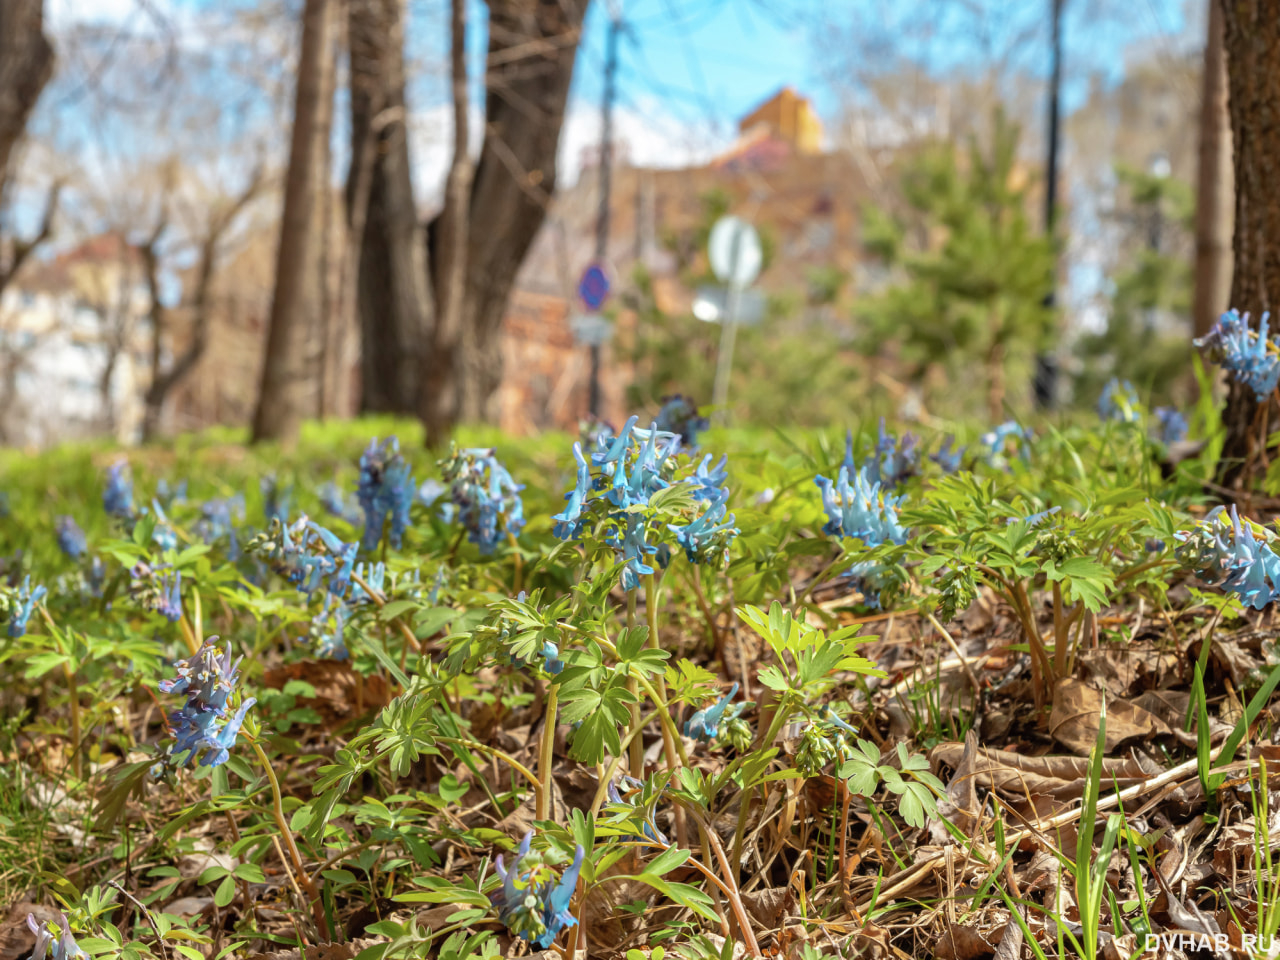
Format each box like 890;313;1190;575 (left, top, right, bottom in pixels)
499;87;872;431
735;87;825;156
0;233;152;446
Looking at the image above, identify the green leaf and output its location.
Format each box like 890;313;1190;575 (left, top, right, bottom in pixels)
645;845;689;877
214;874;236;908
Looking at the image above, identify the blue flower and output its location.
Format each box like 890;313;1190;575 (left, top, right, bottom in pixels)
605;777;668;845
150;499;178;552
930;436;964;474
56;517;86;559
357;437;415;552
156;571;182;622
814;465;907;546
1177;506;1280;610
1098;378;1140;422
26;913;88;960
311;595;350;660
155;479;188;509
668;487;738;564
319;481;362;525
490;832;585;949
654;395;710;450
979;421;1031;467
837;560;895;610
552;443;592;540
103;460;136;520
157;638;257;770
685;453;730;502
260;473;294;526
196;495;244;561
1195;309;1280;400
683;682;740;742
348;561;386;605
867;420;920;489
439;446;524;555
1007;505;1062;528
1153;407;1189;444
8;576;47;638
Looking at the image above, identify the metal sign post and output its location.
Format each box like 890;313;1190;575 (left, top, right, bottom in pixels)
707;216;762;420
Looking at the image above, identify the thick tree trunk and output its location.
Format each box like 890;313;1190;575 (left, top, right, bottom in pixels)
1193;0;1233;342
252;0;337;446
349;0;430;416
423;0;587;434
420;0;473;447
1217;0;1280;490
0;0;54;195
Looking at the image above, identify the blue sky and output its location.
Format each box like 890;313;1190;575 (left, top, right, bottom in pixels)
401;0;1200;179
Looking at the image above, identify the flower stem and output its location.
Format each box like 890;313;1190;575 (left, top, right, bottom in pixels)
508;531;523;594
626;590;643;779
536;682;559;822
37;606;82;781
645;572;687;846
251;740;331;941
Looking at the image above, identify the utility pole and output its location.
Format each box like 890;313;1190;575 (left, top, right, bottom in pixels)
588;10;620;417
1033;0;1064;412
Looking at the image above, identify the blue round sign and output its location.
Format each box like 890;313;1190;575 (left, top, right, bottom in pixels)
578;262;610;311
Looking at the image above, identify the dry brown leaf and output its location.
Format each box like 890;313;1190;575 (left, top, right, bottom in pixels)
261;661;391;729
1048;679;1171;754
935;923;999;960
931;740;1149;801
739;886;793;929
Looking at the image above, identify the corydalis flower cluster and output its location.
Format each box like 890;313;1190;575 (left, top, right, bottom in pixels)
129;562;183;621
156;638;256;770
979;421;1031;467
439;446;525;554
553;416;738;590
247;517;357;597
1153;406;1189;444
26;914;87;960
1;575;47;638
357;437;414;552
1098;378;1140;423
863;421;920;489
1195;309;1280;401
814;464;907;547
1176;506;1280;610
490;832;584;949
654;395;709;450
56;517;86;559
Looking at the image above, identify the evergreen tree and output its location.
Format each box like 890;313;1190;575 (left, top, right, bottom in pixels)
858;111;1055;421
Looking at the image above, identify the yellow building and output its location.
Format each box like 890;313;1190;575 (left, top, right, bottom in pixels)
736;86;824;155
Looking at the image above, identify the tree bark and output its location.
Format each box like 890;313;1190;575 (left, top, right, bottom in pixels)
252;0;337;446
349;0;431;416
0;0;54;197
422;0;587;434
420;0;473;447
1216;0;1280;490
1193;0;1232;342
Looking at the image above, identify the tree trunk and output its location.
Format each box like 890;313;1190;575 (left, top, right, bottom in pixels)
422;0;588;434
1193;0;1233;342
251;0;337;446
420;0;473;447
0;0;54;196
349;0;430;416
1216;0;1280;489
